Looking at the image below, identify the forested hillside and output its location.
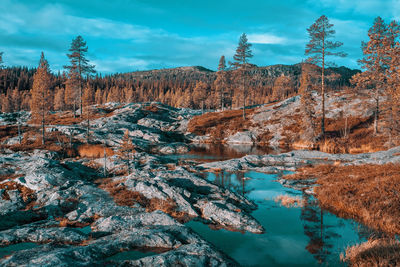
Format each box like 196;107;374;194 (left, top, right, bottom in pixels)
0;63;359;113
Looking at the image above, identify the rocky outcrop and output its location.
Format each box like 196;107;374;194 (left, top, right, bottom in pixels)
0;145;262;266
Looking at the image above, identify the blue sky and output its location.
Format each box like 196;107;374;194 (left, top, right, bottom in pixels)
1;0;399;73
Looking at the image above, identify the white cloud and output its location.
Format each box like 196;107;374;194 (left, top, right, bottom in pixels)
247;33;286;44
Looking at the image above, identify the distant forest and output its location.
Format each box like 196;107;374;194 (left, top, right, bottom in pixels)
0;63;359;113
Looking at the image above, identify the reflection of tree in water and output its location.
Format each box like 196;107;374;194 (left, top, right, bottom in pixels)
213;171;249;196
301;192;334;264
189;144;277;161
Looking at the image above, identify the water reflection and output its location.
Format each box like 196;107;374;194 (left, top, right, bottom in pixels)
213;171;248;196
188;170;375;266
301;193;330;264
166;144;285;163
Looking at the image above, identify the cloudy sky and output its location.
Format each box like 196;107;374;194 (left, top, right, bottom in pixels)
1;0;399;73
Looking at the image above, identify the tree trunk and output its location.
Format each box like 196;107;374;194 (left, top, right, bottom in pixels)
374;95;379;134
17;115;21;144
80;84;83;117
321;58;325;139
73;101;76;118
103;147;107;177
86;107;90;143
242;69;246;120
42;110;45;145
127;151;130;175
220;84;224;111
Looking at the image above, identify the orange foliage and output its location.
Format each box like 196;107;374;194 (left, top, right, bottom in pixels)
188;108;273;144
0;181;36;203
98;179;190;222
78;144;114;158
285;164;400;235
341;238;400;267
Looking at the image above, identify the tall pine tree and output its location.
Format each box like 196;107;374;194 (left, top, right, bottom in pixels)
233;33;253;119
64;36;95;117
214;55;229;110
351;17;399;135
31;52;52;145
305;15;346;138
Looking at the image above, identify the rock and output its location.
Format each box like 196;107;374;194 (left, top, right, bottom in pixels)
121;242;238;267
226;131;255;144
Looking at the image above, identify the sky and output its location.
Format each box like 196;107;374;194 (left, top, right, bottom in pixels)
1;0;399;73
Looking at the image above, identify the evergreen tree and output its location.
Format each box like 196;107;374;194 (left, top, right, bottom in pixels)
233;33;253;119
305;15;346;138
31;52;52;145
214;55;228;110
386;21;400;143
299;64;318;141
351;17;399;135
54;87;65;111
0;52;3;69
64;36;95;117
272;75;294;101
192;81;209;112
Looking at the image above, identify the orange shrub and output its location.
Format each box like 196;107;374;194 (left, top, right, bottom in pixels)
78;144;114;158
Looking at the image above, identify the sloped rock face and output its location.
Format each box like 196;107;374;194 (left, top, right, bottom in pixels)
226;131;255;144
0;146;259;266
82;102;197;150
199;147;400;174
188;90;378;147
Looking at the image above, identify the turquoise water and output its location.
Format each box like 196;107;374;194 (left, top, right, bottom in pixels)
77;225;92;234
187;171;372;266
0;243;39;259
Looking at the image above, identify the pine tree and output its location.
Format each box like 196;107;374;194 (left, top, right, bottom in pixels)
299;64;318;142
54;87;65;111
95;88;103;104
1;93;12;113
0;52;3;69
64;70;79;116
305;15;346;138
233;33;253;119
119;130;135;174
64;36;95;117
272;75;294;101
31;52;52;145
193;81;208;112
214;55;228;110
351;17;398;135
385;20;400;142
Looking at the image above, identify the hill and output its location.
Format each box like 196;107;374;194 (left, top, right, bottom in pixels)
0;63;360;113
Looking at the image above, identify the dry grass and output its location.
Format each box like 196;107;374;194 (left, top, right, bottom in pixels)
0;125;31;143
143;104;159;112
187;108;270;143
0;130;78;158
285;164;400;235
0;181;36;203
98;179;189;222
56;217;90;228
274;194;304;208
78;144;114;158
341;238;400;267
39;106;117;126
